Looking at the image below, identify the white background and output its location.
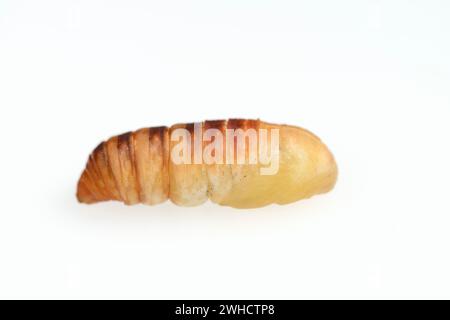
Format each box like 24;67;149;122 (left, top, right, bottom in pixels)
1;0;449;299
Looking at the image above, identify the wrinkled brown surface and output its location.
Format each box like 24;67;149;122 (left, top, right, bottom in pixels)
77;119;337;208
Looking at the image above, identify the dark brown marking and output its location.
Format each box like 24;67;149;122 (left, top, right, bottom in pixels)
228;119;259;130
228;119;250;130
184;123;196;136
118;131;132;150
93;141;105;155
204;119;226;130
149;126;168;143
